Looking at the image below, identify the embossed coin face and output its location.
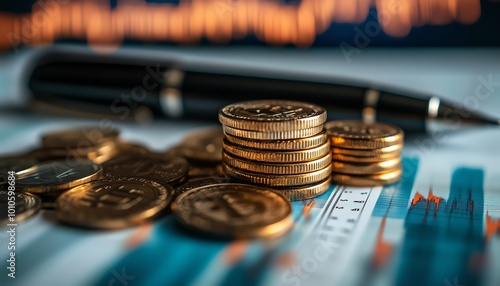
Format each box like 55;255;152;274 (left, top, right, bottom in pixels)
219;100;326;131
56;177;173;229
175;175;232;195
0;191;41;224
103;154;188;186
172;183;293;238
325;120;403;149
41;126;120;148
16;159;102;195
179;127;224;163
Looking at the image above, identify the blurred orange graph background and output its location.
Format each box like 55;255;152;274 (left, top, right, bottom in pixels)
0;0;481;50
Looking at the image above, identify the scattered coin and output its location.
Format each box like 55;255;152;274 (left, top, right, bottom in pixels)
56;177;173;229
175;175;232;195
103;154;188;186
0;156;38;185
178;127;224;163
325;120;403;149
16;159;103;196
41;126;120;148
172;183;293;238
219;100;326;131
0;191;41;224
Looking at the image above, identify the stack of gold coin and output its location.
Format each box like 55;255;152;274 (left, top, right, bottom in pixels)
325;120;404;186
219;100;332;201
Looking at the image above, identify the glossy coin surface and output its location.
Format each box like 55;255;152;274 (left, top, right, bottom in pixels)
223;151;332;174
56;177;173;229
331;144;403;156
223;139;330;163
223;163;332;186
172;183;293;238
223;125;324;140
219;100;326;131
272;178;331;201
179;127;223;163
326;120;403;149
103;154;188;186
224;130;327;150
0;156;37;185
0;191;41;224
16;159;102;195
332;158;401;175
331;168;402;186
175;175;232;195
41;126;120;148
331;152;400;163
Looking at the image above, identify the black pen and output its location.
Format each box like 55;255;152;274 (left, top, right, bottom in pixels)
27;49;499;133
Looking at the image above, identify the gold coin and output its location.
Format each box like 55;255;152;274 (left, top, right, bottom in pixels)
106;141;150;157
26;140;137;164
188;163;224;178
172;183;293;238
41;126;120;148
224;130;327;150
219;100;326;132
272;178;331;201
331;152;400;163
178;127;223;163
223;125;324;140
56;177;173;229
34;193;58;209
1;191;41;224
223;139;330;163
16;159;103;196
332;157;401;175
325;120;403;149
331;143;402;156
223;151;332;174
103;154;188;186
0;156;37;185
331;168;402;186
175;175;232;195
223;163;332;186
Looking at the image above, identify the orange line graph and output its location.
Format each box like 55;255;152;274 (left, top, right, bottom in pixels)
372;216;393;268
410;189;443;217
0;0;481;50
485;212;500;241
302;199;315;220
